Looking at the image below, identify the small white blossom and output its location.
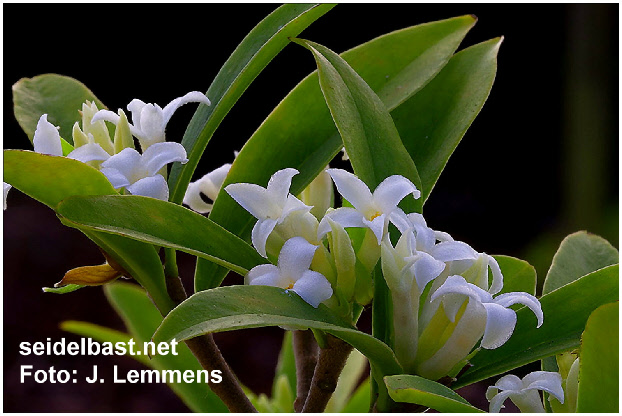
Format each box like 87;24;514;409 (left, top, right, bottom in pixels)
431;275;543;349
32;114;63;156
183;163;231;214
100;142;188;200
317;169;420;244
92;91;210;150
246;237;333;308
225;168;311;257
486;371;564;413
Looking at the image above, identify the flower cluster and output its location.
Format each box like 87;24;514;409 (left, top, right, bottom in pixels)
227;167;544;381
5;92;210;207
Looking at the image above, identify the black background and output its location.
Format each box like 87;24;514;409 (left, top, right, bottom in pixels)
3;3;618;412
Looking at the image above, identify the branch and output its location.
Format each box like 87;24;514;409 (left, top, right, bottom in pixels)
302;334;353;413
292;330;319;412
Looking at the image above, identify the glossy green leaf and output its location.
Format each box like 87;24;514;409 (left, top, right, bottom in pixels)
294;37;422;213
392;37;501;201
494;255;536;296
169;3;336;204
4;150;116;207
12;73;106;144
543;231;618;294
4;150;173;312
104;282;228;413
577;302;619;412
272;331;297;400
384;375;483;413
57;195;267;276
198;15;477;291
455;264;619;388
153;285;402;378
342;379;371;413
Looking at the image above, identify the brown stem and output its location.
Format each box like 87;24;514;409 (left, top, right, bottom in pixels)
301;334;353;413
162;250;257;412
292;330;319;412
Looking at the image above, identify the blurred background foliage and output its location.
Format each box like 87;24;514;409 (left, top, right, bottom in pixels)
3;3;617;412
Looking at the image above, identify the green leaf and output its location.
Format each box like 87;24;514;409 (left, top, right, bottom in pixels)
384;375;484;412
392;37;502;201
494;255;537;296
272;331;297;400
199;15;477;291
57;195;268;276
104;282;228;413
42;284;84;294
153;285;402;378
342;379;371;413
60;321;151;366
169;3;336;204
3;150;173;313
12;73;106;144
577;302;619;412
455;264;619;388
4;150;116;208
543;231;618;294
294;38;421;213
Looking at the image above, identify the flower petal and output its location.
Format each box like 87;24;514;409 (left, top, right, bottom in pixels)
430;241;478;262
3;182;11;210
317;207;365;240
246;264;281;286
33;114;63;156
67;143;110;163
523;371;564;403
127;99;147;131
488;255;504;295
431;275;493;303
494;292;544;327
266;168;299;207
142;142;188;175
137;104;166;147
277;237;318;279
481;302;517;349
195;163;231;201
101;148;142;180
126;175;169;200
327;168;373;212
373;175;420;213
411;252;445;291
183;181;213;213
162;91;211;124
226;183;282;220
291;270;333;307
488;389;516;413
362;214;386;244
281;194;312;222
494;374;523;391
251;218;278;258
100;167;131;189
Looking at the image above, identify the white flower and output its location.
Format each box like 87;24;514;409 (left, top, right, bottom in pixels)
431;275;544;349
225;168;311;257
183;163;231;214
317;169;420;244
100;142;188;200
92;91;210;150
486;371;564;413
3;182;11;210
246;237;333;308
33;114;63;156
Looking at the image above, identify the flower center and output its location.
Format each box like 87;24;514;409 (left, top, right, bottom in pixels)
370;211;382;221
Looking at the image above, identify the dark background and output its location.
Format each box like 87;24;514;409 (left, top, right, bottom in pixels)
4;3;618;412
